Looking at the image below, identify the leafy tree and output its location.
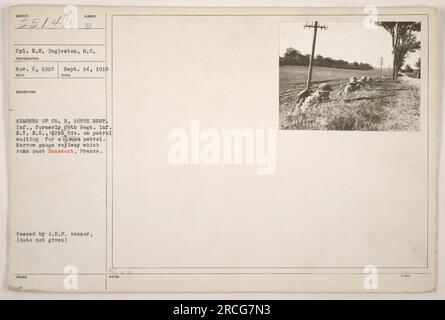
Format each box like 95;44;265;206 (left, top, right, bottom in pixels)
376;22;421;79
284;47;300;59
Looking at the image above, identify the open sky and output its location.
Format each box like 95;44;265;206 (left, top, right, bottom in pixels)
280;22;421;69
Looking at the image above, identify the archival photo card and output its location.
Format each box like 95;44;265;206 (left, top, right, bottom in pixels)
7;6;438;293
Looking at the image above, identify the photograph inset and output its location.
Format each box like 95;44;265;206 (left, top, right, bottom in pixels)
279;21;421;131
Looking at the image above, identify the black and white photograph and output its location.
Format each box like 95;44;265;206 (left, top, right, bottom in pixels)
279;21;421;131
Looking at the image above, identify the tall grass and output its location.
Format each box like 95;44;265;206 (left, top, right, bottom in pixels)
280;79;420;131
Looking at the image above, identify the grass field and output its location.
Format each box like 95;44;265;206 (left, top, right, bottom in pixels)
279;65;420;131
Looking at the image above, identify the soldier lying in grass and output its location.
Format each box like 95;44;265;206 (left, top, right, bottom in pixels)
294;83;333;113
340;76;360;95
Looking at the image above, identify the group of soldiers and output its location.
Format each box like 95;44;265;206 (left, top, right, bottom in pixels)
342;75;371;95
296;75;373;113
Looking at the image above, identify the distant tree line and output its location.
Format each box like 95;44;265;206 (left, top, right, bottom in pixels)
279;47;374;70
401;57;421;79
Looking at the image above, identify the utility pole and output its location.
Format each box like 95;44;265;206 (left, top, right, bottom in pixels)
304;21;327;90
379;57;384;78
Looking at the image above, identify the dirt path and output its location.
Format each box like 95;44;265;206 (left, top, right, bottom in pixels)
400;74;421;89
